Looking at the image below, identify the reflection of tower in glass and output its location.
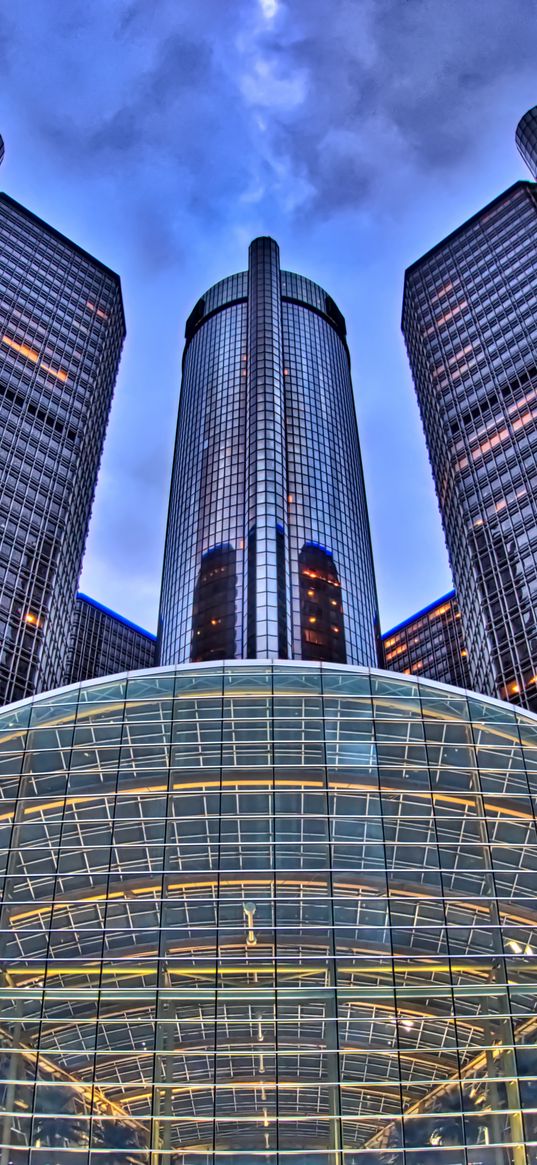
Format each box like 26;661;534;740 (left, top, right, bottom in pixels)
158;237;379;665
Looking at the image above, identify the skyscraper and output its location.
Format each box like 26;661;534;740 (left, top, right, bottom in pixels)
516;105;537;178
402;177;537;709
65;592;156;683
0;193;124;702
381;589;470;688
159;237;379;667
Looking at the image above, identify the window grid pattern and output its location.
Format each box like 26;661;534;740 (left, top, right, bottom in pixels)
402;182;537;712
283;302;378;666
382;592;471;688
516;108;537;180
159;239;378;668
245;238;289;658
0;660;536;1164
0;195;125;704
65;595;156;684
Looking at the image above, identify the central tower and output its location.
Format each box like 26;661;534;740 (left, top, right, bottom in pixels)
159;237;378;665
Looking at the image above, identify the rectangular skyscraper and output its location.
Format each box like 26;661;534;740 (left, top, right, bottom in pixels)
381;590;470;688
0;194;124;702
403;181;537;709
65;593;156;683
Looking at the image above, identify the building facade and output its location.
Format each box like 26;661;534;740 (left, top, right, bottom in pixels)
1;659;536;1163
516;106;537;179
159;237;379;668
382;590;471;688
403;180;537;710
65;592;156;683
0;194;124;703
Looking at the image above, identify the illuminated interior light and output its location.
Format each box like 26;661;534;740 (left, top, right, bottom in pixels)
3;334;69;382
86;300;109;321
23;611;41;628
428;300;468;331
41;360;69;382
2;333;39;362
508;939;522;954
431;281;454;302
308;616;317;624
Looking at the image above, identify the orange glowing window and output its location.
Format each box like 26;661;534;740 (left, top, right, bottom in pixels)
23;612;41;628
448;344;473;366
41;361;68;383
427;300;468;332
86;300;109;321
3;334;39;363
512;411;533;432
431;281;454;302
385;644;406;661
2;334;69;383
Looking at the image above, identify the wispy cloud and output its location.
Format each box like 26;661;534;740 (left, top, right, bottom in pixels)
0;0;535;628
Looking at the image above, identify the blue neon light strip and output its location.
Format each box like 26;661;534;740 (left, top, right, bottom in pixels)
77;593;157;641
382;590;456;639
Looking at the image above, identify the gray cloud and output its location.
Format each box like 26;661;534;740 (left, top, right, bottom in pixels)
2;0;535;237
0;0;535;629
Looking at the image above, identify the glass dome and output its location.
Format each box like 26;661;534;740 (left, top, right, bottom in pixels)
0;660;536;1164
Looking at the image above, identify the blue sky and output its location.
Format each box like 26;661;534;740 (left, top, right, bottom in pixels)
1;0;536;634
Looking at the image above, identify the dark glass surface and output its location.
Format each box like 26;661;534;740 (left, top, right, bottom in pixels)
159;239;378;667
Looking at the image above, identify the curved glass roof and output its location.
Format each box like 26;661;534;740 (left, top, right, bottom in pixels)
0;662;536;1163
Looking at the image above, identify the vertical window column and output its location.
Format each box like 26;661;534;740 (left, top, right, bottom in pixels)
245;238;290;658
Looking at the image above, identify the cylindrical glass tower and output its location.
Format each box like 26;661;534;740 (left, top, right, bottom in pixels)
158;238;379;668
1;660;536;1164
516;106;537;178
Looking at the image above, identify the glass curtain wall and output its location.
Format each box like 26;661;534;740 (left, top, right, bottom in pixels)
0;661;536;1164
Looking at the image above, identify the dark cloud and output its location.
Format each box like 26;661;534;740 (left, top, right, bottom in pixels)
0;0;535;628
